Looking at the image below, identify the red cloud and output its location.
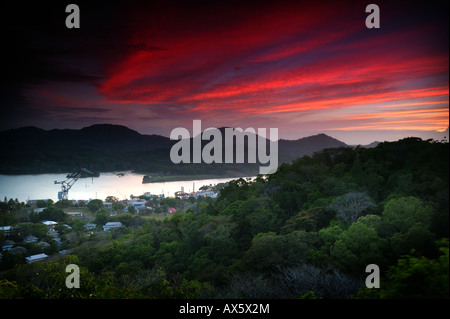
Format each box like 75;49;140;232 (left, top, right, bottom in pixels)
96;1;448;133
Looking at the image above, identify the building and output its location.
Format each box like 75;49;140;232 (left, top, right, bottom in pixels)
0;239;15;251
103;201;113;207
25;253;49;263
41;220;58;228
174;191;188;198
0;226;12;236
26;199;50;206
23;235;38;243
85;223;96;230
127;200;146;207
10;246;28;254
53;237;62;246
126;200;147;213
37;241;51;249
196;190;218;198
103;222;123;231
67;212;83;218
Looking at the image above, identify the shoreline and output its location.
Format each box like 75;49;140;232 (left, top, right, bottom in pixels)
0;172;258;203
137;172;256;183
0;171;257;183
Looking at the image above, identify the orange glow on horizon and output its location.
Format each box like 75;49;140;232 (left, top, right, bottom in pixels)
93;1;449;135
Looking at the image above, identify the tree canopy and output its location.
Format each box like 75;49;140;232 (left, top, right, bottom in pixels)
0;137;448;299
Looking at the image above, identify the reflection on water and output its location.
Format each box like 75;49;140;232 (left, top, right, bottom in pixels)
0;171;252;202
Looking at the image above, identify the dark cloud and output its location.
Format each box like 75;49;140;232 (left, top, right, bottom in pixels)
1;0;448;144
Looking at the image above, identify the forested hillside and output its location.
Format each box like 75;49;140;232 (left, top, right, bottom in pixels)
0;124;347;176
0;137;448;299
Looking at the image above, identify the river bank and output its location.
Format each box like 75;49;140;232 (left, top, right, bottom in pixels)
0;172;254;203
137;172;253;183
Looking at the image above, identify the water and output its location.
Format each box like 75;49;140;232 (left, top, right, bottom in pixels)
0;172;252;202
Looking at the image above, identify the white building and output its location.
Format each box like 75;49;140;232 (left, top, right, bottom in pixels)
0;226;12;236
85;223;96;230
23;235;38;243
67;212;83;218
126;200;147;213
103;222;123;231
25;253;49;263
41;220;58;228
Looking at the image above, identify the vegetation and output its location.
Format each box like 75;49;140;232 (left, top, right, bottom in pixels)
0;124;347;176
140;173;250;183
0;137;448;299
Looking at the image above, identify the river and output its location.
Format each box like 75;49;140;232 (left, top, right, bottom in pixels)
0;172;252;202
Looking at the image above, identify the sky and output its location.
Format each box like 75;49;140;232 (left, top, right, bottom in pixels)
1;0;448;145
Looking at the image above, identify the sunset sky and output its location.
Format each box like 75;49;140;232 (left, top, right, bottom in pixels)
1;0;448;144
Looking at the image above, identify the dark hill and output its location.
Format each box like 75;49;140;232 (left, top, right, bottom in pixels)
1;124;172;153
279;133;348;163
0;124;350;175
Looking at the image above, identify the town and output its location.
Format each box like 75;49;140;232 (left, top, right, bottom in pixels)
0;184;222;266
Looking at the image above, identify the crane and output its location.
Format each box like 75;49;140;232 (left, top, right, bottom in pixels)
54;167;95;201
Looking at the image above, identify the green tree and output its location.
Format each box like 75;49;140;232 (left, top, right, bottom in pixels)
329;220;387;274
243;232;281;270
161;197;179;208
282;207;335;233
0;251;25;271
382;196;434;234
71;218;86;234
105;196;119;202
87;199;104;213
197;215;240;268
2;255;118;298
358;241;449;299
115;260;144;278
16;222;49;239
0;200;14;225
153;241;180;273
36;199;53;208
114;213;133;227
317;220;345;249
112;202;126;212
40;206;67;222
244;231;318;270
128;205;137;214
381;196;436;257
248;206;278;236
95;210;109;226
54;200;72;209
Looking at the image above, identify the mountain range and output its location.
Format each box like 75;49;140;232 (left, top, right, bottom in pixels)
0;124;367;176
